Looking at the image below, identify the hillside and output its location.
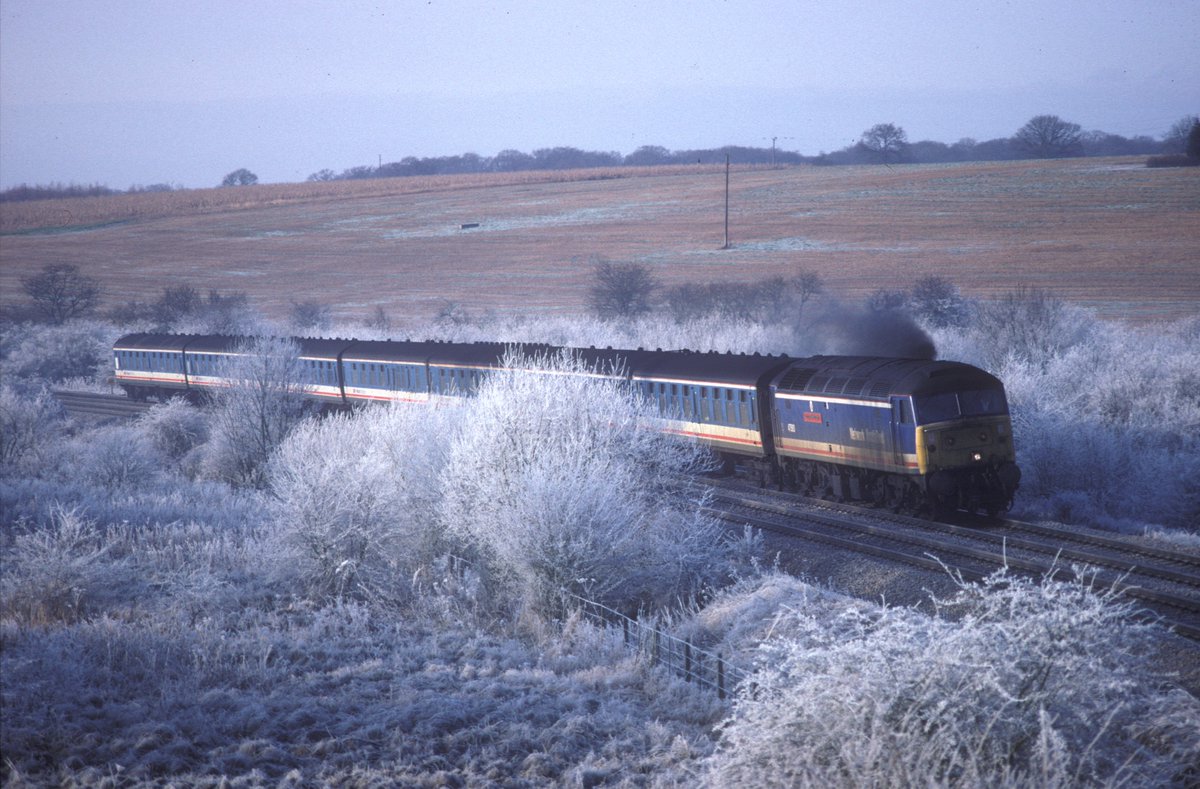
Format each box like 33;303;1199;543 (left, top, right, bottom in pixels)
2;157;1197;325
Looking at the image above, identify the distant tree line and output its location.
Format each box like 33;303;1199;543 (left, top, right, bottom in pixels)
4;114;1194;203
309;113;1195;182
0;181;181;204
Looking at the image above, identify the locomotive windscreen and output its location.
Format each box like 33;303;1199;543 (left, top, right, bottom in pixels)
914;388;1008;423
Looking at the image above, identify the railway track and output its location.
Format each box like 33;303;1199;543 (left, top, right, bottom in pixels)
53;389;153;420
54;390;1200;638
701;476;1200;641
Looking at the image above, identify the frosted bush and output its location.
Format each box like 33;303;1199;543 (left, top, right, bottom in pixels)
973;286;1094;371
1;475;262;533
67;423;165;491
705;568;1200;788
440;349;732;616
200;336;314;487
268;401;462;603
0;508;129;624
136;397;209;466
0;384;64;474
0;319;115;384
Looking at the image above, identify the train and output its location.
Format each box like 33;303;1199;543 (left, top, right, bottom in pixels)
113;332;1021;514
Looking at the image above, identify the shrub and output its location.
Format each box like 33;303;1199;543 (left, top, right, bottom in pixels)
0;384;64;473
268;402;461;603
909;275;972;328
973;286;1091;370
0;320;113;384
69;424;164;491
0;508;126;624
705;568;1200;787
200;337;314;487
1146;154;1200;168
440;349;731;617
137;398;209;467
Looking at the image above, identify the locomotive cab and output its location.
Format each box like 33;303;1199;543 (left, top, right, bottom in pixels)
912;384;1021;514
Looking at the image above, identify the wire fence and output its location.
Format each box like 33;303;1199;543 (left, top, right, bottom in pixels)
444;554;750;699
565;593;750;700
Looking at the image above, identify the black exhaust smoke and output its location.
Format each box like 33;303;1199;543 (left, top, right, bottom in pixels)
801;304;937;359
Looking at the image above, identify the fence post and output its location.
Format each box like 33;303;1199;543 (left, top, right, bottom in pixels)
718;653;725;700
684;642;692;679
622;617;629;645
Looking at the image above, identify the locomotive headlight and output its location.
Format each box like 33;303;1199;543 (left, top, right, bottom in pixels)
972;452;983;462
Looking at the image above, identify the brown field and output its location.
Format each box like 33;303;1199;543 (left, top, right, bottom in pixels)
2;157;1198;325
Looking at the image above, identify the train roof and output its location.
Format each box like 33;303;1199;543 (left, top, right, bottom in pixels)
113;332;192;352
114;333;356;357
772;356;1002;400
627;348;795;387
113;335;998;397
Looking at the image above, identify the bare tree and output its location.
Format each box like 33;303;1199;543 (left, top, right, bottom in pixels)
587;259;659;320
220;168;258;187
366;305;392;332
909;275;971;328
289;300;332;332
202;336;313;487
791;269;824;320
859;123;909;164
1013;115;1083;158
1162;115;1200;154
20;264;102;324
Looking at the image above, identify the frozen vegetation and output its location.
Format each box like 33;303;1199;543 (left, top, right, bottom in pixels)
2;290;1199;785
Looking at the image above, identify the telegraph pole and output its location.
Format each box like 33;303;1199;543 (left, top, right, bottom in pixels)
722;153;730;250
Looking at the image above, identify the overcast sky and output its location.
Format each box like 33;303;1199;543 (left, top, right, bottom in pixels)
2;0;1197;189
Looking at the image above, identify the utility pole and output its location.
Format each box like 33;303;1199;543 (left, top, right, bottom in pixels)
722;153;730;250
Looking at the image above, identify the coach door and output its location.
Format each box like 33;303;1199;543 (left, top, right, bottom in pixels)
890;396;914;472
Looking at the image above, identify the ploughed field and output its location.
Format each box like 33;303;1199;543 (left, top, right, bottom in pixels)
2;157;1197;324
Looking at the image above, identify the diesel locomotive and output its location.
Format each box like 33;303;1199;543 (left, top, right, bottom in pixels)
113;333;1020;514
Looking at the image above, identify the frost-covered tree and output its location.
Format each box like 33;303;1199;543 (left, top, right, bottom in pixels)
0;385;64;473
70;425;164;491
705;568;1200;787
269;402;462;602
440;349;728;615
974;285;1090;370
136;398;209;470
0;321;112;384
201;336;313;487
909;275;972;328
